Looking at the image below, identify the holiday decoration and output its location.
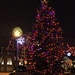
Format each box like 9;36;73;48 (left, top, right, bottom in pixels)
67;52;71;57
27;0;65;75
67;43;75;56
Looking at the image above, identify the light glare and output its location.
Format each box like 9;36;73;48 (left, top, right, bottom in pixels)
67;52;71;57
12;27;23;37
15;30;20;37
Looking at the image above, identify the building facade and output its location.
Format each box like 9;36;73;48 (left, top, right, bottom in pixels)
0;47;27;72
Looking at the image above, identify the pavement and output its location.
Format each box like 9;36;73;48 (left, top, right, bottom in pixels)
0;72;30;75
0;72;11;75
0;72;75;75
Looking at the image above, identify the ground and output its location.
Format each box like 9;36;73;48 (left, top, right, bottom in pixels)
0;72;11;75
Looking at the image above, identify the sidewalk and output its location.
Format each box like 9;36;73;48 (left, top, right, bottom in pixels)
0;72;11;75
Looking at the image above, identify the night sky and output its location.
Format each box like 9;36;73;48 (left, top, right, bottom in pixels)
0;0;75;46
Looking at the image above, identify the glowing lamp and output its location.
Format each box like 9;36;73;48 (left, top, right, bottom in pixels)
12;27;23;37
67;52;71;57
15;30;20;37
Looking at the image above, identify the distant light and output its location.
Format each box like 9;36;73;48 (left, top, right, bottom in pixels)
31;45;33;47
45;53;47;55
67;52;71;57
38;48;42;50
73;60;75;63
42;6;44;9
37;44;40;46
74;65;75;67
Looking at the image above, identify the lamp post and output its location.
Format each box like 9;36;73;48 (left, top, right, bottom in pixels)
12;27;23;71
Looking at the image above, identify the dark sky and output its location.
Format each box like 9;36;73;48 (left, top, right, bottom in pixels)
0;0;75;46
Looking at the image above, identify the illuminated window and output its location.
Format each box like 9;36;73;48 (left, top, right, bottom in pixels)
19;61;23;66
7;58;12;65
74;65;75;67
1;60;4;65
0;58;4;65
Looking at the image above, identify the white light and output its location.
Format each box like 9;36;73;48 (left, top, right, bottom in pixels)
15;30;20;37
38;48;42;50
67;52;71;56
17;37;25;45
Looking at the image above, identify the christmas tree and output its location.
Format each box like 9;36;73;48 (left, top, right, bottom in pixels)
27;0;65;74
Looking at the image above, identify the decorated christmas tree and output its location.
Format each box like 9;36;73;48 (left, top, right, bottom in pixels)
27;0;65;74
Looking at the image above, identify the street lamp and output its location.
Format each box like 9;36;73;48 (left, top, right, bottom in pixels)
12;27;23;37
12;27;23;71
